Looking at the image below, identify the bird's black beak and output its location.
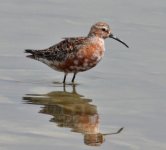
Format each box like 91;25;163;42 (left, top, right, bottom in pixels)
109;34;129;48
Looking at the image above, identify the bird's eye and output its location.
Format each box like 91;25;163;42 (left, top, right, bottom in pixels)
102;28;107;32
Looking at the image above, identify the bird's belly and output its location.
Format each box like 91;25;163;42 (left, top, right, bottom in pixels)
49;51;104;73
67;57;101;72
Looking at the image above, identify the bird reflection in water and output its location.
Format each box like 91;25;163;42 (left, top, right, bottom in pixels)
23;84;123;146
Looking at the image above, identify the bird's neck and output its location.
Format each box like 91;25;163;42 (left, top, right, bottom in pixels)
87;35;105;46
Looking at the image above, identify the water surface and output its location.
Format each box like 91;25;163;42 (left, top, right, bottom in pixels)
0;0;166;150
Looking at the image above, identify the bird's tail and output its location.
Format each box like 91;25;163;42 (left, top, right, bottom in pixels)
25;49;36;59
25;49;35;54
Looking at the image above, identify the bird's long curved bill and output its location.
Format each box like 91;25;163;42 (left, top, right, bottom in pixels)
103;127;124;136
109;34;129;48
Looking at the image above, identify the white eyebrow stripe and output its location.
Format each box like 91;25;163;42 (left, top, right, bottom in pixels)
96;25;108;30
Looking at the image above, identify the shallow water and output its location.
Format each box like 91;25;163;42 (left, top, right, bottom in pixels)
0;0;166;150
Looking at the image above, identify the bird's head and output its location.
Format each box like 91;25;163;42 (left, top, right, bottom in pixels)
88;22;129;48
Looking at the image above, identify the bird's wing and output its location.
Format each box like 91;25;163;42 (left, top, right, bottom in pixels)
25;37;87;61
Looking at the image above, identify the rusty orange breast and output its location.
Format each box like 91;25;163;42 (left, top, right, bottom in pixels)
54;38;105;73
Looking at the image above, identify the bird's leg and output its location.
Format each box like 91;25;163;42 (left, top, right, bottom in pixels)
63;73;68;84
63;82;66;92
71;72;77;83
